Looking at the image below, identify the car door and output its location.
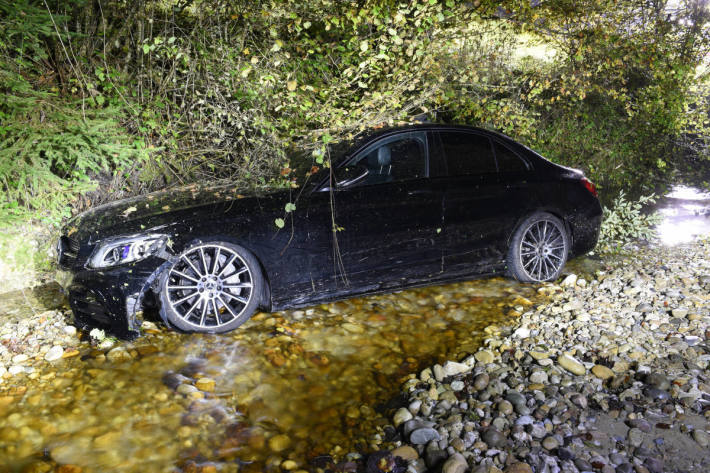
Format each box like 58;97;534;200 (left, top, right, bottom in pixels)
436;130;510;275
325;130;445;289
490;138;538;243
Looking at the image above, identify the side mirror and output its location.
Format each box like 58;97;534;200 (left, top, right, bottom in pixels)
336;164;369;189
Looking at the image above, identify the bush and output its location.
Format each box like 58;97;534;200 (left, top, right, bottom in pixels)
597;192;662;252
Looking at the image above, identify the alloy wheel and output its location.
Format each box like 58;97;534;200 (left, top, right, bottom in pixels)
165;244;253;329
519;219;566;282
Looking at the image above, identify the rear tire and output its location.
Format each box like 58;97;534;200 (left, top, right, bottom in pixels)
507;212;569;282
158;241;264;333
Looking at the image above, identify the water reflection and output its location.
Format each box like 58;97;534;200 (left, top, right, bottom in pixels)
0;277;540;472
655;185;710;245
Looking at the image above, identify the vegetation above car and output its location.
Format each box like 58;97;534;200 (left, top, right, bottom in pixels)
0;0;708;229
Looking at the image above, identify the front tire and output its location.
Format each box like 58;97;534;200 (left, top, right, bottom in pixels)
507;212;569;282
158;241;264;333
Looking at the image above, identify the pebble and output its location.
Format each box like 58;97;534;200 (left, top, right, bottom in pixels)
442;453;467;473
410;428;440;445
268;434;291;452
542;436;559;450
391;445;419;461
504;463;533;473
44;346;64;362
693;429;709;447
482;428;505;447
557;354;586;375
475;350;495;364
195;377;216;392
393;407;413;427
592;364;614;380
106;347;132;363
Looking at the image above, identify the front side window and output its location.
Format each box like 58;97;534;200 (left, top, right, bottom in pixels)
336;132;427;188
439;131;497;176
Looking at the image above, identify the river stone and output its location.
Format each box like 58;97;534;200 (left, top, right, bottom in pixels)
671;308;688;318
645;372;670;390
635;303;653;313
106;347;132;363
473;373;490;390
643;457;663;473
557;354;586;375
542;436;559;450
561;274;577;287
410;428;440;445
443;361;471;377
268;434;291;452
482;428;505;447
176;383;198;395
693;429;709;447
498;400;513;415
529;371;548;384
393;407;413;427
616;463;633;473
11;354;28;364
450;380;465;391
433;364;446;382
442;453;467;473
391;445;418;461
44;346;64;362
475;350;495;364
195;377;216;392
592;364;614;380
504;463;533;473
627;428;644;447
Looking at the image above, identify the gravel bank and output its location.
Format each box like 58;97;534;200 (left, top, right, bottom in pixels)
385;240;710;473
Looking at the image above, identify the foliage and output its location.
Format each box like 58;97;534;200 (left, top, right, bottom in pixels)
0;0;708;228
597;192;663;252
0;0;146;226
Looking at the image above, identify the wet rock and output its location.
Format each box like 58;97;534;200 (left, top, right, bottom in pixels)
391;445;418;461
504;463;533;473
475;350;495;364
443;361;471;377
642;457;663;473
473;373;490;391
177;384;198;395
592;364;614;380
441;454;467;473
410;428;440;445
393;407;413;427
482;428;506;447
557;354;586;375
615;463;633;473
268;434;291;452
542;436;559;450
106;347;132;363
693;429;709;447
44;345;64;362
195;377;216;392
644;373;670;390
627;427;644;447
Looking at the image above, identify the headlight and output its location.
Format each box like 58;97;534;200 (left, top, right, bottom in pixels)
87;234;167;269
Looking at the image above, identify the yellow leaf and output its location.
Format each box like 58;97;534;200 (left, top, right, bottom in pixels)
287;80;297;91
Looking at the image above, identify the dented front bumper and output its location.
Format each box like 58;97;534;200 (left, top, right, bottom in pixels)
56;256;168;339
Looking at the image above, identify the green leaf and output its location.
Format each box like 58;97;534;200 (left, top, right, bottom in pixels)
142;44;150;54
285;202;296;212
275;218;285;228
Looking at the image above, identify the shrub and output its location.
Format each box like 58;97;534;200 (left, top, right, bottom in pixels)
597;192;662;251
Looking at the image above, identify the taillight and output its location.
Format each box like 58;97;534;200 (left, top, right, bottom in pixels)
581;177;598;198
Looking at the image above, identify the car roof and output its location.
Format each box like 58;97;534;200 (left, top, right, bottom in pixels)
329;123;513;161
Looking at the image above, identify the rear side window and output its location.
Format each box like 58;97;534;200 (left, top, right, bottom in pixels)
439;131;497;176
494;141;529;173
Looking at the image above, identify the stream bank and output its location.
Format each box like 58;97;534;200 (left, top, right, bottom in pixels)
386;239;710;473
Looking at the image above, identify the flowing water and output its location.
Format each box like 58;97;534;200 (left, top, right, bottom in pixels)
1;184;709;473
0;277;541;473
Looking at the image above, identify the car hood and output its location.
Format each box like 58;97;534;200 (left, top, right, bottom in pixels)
64;184;264;241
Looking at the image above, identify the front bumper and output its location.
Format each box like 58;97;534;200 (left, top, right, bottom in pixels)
56;256;169;339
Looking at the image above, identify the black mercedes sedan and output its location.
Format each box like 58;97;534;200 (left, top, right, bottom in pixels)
56;124;601;337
